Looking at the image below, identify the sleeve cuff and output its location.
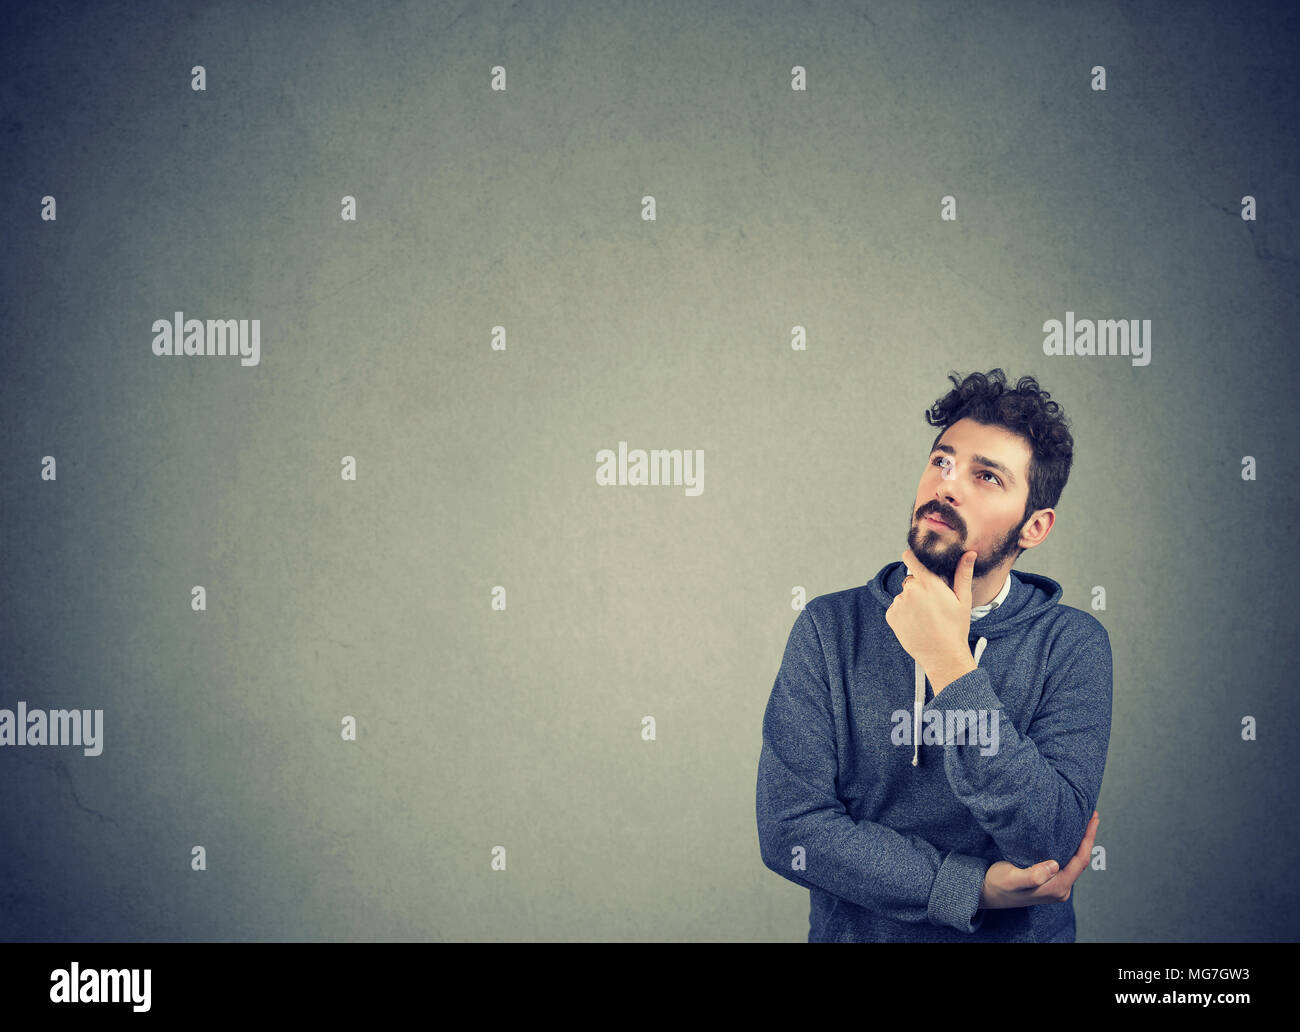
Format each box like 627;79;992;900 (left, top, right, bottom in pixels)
923;665;999;713
928;851;989;933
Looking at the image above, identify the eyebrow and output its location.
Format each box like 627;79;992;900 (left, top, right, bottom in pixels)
932;443;1018;486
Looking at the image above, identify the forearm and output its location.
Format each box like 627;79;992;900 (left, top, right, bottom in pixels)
921;665;1109;869
757;748;990;932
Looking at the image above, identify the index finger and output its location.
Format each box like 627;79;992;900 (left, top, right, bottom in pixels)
901;548;935;580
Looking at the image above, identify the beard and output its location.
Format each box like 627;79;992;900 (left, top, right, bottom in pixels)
907;504;1024;586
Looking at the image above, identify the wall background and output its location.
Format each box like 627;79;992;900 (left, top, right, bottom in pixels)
1;0;1297;942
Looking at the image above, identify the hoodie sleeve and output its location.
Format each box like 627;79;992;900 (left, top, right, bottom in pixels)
922;621;1113;871
756;607;991;933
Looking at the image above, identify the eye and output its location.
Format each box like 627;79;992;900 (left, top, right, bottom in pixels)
931;455;1001;486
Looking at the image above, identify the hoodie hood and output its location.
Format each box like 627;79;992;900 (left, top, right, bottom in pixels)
867;560;1063;767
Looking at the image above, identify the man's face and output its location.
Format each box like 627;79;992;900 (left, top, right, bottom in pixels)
907;418;1034;586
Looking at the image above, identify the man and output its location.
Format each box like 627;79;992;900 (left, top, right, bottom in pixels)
755;369;1112;942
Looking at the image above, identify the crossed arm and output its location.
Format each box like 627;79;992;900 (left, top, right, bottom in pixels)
755;608;1110;932
756;694;1099;931
921;627;1113;870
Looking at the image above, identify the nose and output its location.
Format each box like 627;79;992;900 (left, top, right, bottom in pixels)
927;471;963;523
934;466;963;503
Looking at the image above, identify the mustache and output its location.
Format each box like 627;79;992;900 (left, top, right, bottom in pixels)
918;506;962;531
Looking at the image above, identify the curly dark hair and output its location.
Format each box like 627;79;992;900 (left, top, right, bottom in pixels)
925;369;1074;526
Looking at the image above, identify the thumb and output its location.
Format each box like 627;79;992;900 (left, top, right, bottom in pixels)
993;858;1058;892
955;550;977;602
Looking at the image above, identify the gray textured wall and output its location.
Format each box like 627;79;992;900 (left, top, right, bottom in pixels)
1;0;1297;941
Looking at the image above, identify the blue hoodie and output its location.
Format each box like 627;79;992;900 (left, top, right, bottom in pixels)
755;560;1112;942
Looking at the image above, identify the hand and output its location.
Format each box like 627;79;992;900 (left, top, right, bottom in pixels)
979;811;1100;909
885;548;977;683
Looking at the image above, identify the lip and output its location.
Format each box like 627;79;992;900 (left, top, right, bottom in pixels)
924;515;953;530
